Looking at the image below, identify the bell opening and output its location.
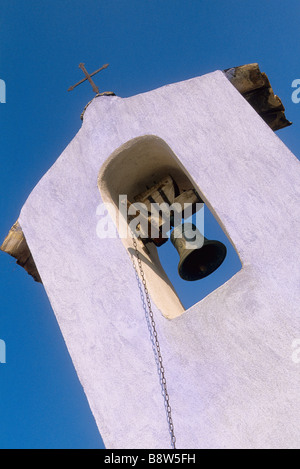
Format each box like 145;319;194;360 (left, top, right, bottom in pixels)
99;135;242;318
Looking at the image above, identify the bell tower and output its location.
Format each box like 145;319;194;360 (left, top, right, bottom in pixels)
1;64;300;449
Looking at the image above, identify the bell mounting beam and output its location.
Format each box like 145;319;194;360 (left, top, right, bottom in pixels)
68;62;109;94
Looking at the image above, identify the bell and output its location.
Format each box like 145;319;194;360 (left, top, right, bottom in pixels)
170;223;227;281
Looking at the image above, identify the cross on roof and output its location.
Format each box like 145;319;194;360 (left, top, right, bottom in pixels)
68;63;109;94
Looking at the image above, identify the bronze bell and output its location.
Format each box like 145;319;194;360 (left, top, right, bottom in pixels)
170;223;227;281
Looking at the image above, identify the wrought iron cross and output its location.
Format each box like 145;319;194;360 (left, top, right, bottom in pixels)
68;63;109;94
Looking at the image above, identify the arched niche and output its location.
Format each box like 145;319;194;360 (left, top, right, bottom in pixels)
98;135;240;319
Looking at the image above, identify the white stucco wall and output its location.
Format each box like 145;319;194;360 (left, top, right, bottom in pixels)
18;71;300;449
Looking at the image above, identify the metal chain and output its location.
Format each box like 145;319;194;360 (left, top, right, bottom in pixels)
131;234;177;449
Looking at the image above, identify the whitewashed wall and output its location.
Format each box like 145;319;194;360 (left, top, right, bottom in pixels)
19;71;300;449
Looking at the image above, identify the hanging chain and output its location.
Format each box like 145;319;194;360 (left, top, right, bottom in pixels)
131;234;177;449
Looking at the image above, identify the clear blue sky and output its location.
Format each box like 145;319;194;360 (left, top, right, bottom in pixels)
0;0;299;449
